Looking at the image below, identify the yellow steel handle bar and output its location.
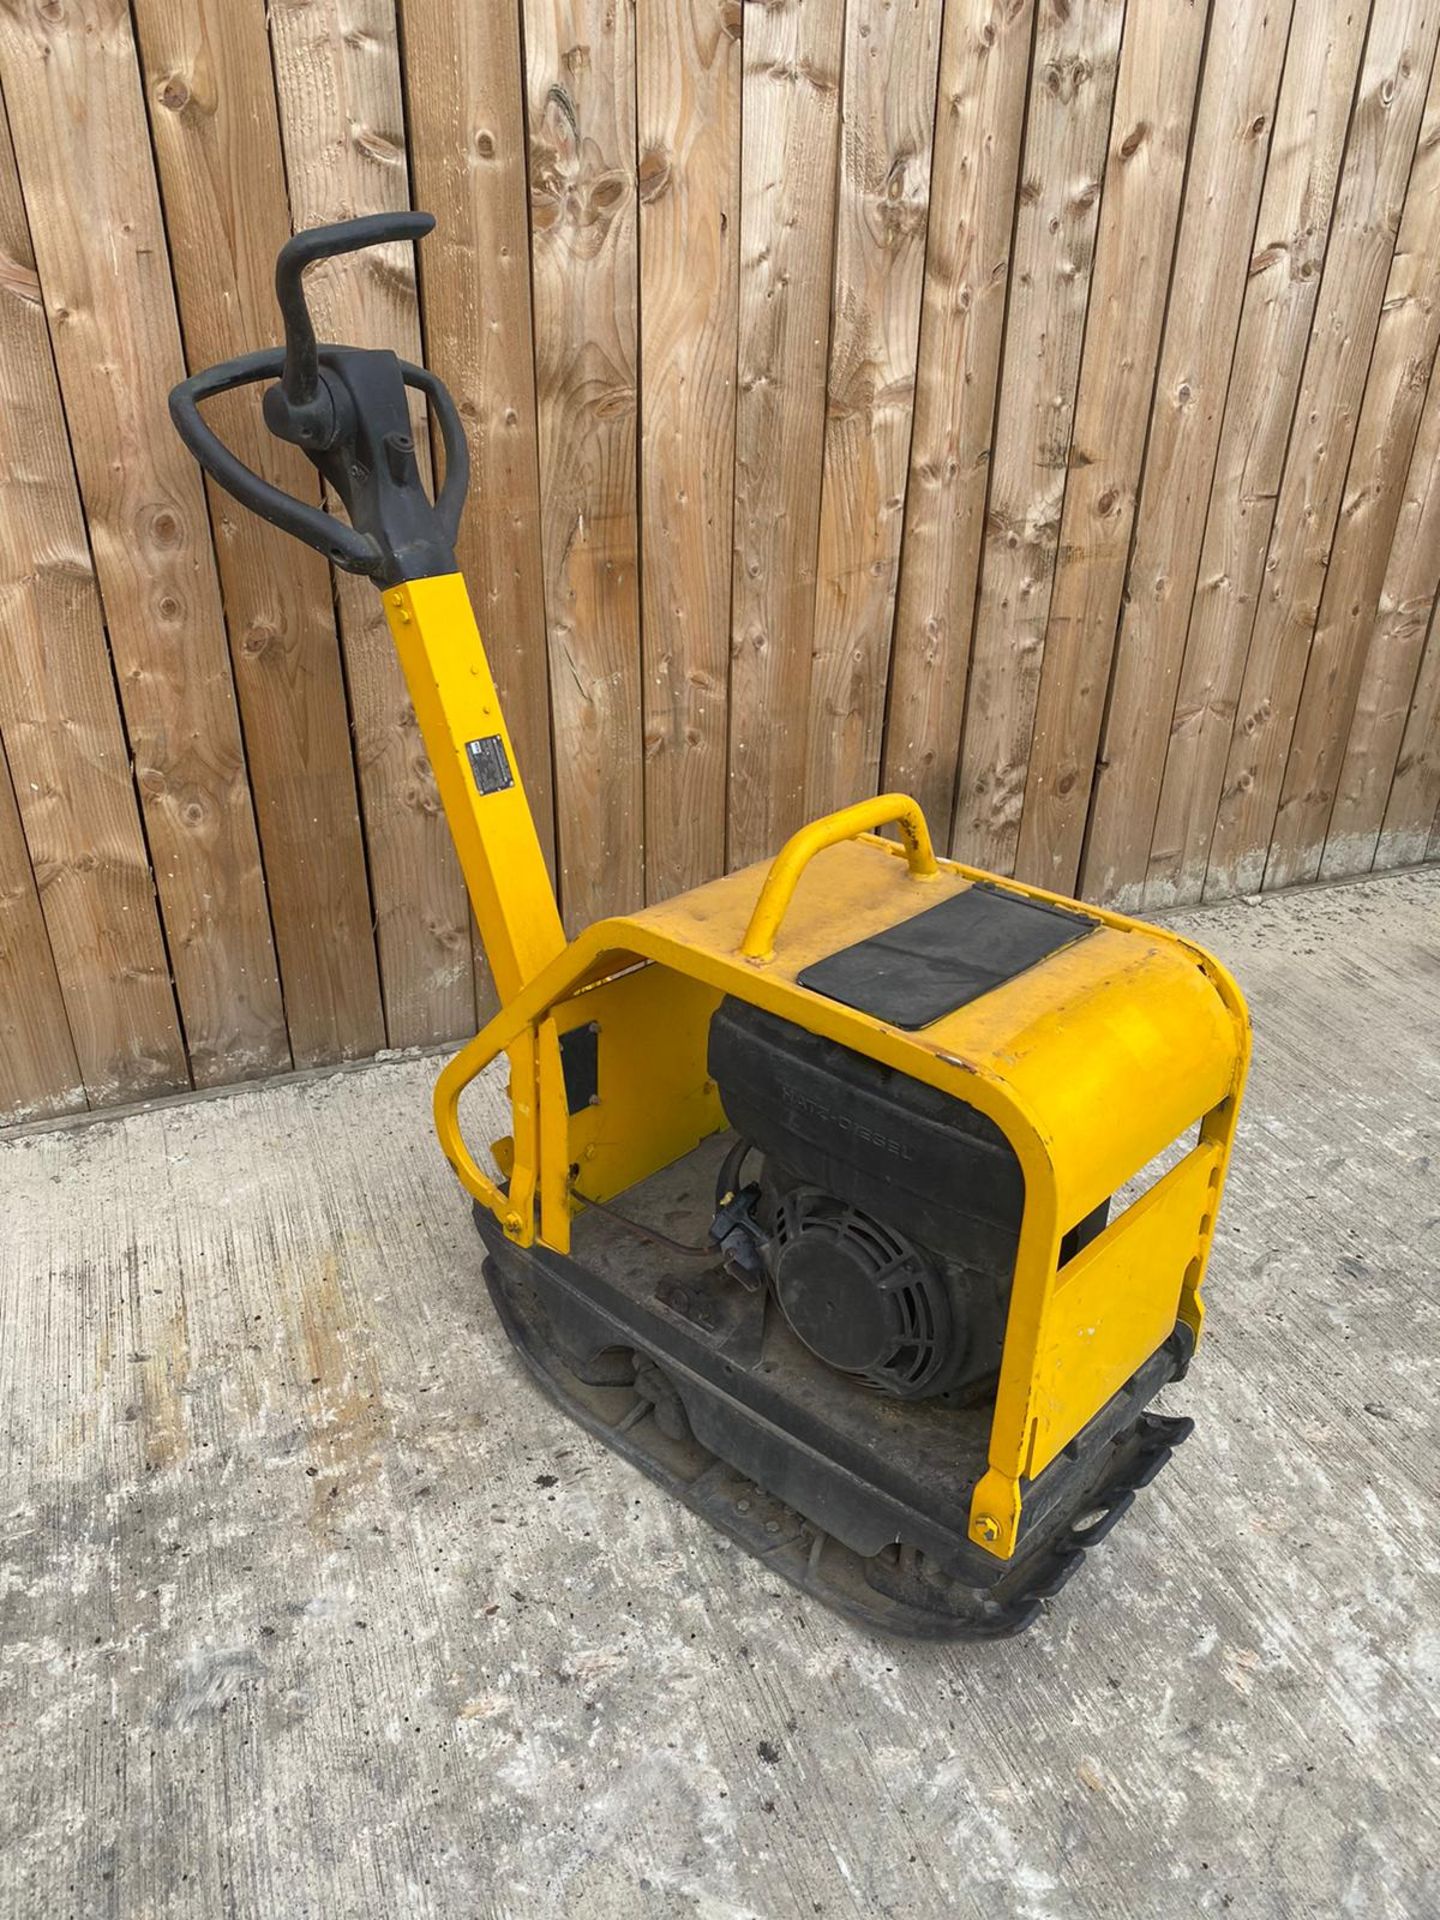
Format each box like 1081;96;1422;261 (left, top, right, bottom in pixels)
739;794;939;962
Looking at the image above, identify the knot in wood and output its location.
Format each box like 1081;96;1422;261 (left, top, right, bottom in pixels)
589;171;628;221
156;74;191;115
1119;120;1149;162
638;148;672;203
352;125;403;167
242;622;279;658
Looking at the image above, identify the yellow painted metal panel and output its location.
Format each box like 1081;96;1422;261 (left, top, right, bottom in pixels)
537;1017;573;1252
929;931;1235;1222
384;575;565;1006
1026;1144;1222;1477
552;964;726;1217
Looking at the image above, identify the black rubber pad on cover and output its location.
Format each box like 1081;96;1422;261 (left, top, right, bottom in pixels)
797;881;1097;1030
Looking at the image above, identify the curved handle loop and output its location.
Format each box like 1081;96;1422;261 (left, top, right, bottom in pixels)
434;1026;513;1216
739;793;939;962
169;347;378;570
403;358;471;551
168;348;470;580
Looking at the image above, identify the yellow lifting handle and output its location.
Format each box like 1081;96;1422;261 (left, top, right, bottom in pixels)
739;794;939;962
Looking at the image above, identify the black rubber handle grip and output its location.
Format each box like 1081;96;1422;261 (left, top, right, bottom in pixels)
275;211;435;411
169;347;378;570
167;213;471;583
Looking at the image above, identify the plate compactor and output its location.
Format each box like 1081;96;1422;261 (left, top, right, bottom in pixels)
173;214;1251;1639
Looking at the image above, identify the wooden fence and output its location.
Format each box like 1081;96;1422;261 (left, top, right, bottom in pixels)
1;0;1438;1124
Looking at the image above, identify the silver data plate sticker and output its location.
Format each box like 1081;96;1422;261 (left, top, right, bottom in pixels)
465;734;514;796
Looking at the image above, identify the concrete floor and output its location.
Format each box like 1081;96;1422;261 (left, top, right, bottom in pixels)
2;869;1437;1919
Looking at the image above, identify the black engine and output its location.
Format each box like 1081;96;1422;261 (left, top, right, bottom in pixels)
708;998;1103;1403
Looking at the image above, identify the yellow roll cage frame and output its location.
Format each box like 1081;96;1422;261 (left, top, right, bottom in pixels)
387;573;1251;1564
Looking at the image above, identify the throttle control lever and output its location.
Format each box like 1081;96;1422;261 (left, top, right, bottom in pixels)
169;211;469;587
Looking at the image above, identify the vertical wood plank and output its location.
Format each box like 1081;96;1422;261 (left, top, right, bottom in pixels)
1205;0;1440;899
636;0;742;897
1014;0;1208;892
0;742;84;1123
0;87;186;1105
268;0;476;1045
133;0;386;1069
399;0;557;871
804;0;944;819
1078;0;1296;907
0;0;288;1088
1144;0;1369;908
1377;593;1440;866
1326;353;1440;872
1082;0;1297;906
727;0;845;869
881;0;1036;832
950;0;1126;875
1265;56;1440;887
400;0;558;1015
524;0;644;926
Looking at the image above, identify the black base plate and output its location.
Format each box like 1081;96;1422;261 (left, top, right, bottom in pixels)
473;1136;1194;1641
